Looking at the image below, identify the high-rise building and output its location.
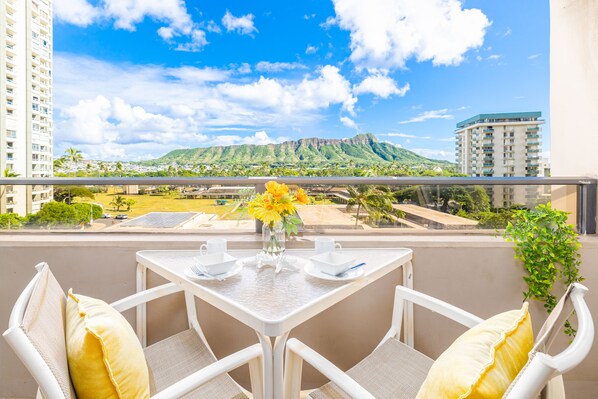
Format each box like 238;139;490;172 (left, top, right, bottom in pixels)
0;0;53;215
455;112;543;208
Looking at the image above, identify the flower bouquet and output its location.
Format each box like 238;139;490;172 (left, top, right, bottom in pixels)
248;181;309;261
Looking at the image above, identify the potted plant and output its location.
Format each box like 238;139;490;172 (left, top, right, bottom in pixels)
503;202;584;336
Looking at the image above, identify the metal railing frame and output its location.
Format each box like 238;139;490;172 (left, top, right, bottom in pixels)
1;176;596;234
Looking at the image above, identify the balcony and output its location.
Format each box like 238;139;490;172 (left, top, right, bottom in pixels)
2;227;597;397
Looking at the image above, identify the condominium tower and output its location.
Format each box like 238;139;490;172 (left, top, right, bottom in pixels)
0;0;53;215
455;112;543;207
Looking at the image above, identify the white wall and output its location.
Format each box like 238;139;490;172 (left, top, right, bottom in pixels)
550;0;598;177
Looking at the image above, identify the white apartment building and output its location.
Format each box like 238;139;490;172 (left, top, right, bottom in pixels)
0;0;53;215
455;112;543;208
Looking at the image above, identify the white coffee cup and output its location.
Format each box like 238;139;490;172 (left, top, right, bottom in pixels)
200;238;227;255
314;237;342;254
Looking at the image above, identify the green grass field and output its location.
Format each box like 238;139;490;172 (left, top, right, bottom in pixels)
80;190;250;219
77;188;334;220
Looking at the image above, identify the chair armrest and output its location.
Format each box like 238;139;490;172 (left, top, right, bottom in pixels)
395;285;483;329
551;283;594;373
110;283;182;312
284;338;375;399
150;344;263;399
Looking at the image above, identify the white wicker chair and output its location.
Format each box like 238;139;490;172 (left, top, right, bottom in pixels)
3;263;264;399
284;283;593;399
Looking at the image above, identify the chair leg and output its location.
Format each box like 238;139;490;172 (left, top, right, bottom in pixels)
249;355;265;399
283;346;303;399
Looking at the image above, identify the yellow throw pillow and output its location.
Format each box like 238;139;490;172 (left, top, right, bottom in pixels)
66;289;150;399
416;303;532;399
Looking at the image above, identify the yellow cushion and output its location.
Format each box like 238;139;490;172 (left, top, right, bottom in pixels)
66;289;150;399
416;303;533;399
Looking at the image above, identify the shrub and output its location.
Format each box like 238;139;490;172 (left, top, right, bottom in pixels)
0;213;26;229
28;202;101;227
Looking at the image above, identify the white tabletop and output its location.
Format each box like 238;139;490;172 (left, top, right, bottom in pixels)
136;248;412;336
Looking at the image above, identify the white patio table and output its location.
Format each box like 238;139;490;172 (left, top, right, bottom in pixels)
135;248;413;399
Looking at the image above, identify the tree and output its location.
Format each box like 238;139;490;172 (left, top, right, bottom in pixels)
346;185;395;227
110;195;126;211
64;147;83;174
114;161;123;176
53;186;95;204
125;199;136;212
28;202;87;227
0;213;26;229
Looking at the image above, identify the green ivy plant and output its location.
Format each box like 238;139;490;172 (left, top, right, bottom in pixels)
503;202;584;336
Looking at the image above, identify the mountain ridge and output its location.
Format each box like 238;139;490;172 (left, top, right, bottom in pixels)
148;133;451;166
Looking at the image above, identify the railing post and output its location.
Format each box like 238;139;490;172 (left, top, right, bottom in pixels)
254;182;266;234
577;181;597;235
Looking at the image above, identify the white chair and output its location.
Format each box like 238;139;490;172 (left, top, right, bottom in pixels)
284;283;593;399
3;263;264;399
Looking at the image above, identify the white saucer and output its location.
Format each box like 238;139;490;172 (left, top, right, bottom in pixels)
184;263;243;281
304;262;365;281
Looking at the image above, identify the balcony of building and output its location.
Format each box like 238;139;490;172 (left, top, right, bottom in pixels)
1;225;597;398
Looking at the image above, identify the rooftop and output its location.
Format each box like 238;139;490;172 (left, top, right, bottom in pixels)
456;112;543;129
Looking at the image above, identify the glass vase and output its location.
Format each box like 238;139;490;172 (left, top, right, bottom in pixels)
262;222;286;258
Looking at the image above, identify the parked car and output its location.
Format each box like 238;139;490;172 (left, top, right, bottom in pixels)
115;214;128;220
102;213;113;218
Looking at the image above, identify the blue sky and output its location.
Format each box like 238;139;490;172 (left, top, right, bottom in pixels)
52;0;549;161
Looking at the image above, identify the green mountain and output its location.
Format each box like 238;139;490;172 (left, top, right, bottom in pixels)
150;134;451;166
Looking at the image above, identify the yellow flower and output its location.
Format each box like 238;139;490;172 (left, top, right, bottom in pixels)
296;188;309;205
265;181;288;200
248;194;283;225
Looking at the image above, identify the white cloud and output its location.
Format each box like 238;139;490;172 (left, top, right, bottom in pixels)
237;63;252;74
486;54;502;61
503;27;512;37
217;65;357;115
385;132;417;138
528;53;541;60
175;29;209;52
204;20;222;33
222;10;257;35
53;54;361;159
305;45;319;54
331;0;490;69
166;66;230;82
304;14;317;20
255;61;307;72
353;73;410;98
411;148;453;161
54;0;208;51
399;109;453;124
54;0;99;26
382;132;433;139
320;16;337;29
212;131;288;146
340;116;358;129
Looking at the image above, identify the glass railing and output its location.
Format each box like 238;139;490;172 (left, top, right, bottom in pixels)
0;177;595;234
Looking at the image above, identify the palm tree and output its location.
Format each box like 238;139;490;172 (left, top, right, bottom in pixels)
110;195;126;211
346;185;395;227
53;156;66;172
64;147;83;175
125;199;136;212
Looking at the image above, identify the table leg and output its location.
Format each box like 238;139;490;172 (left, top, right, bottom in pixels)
273;331;290;399
136;262;147;347
402;260;414;347
257;331;290;399
257;333;274;399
